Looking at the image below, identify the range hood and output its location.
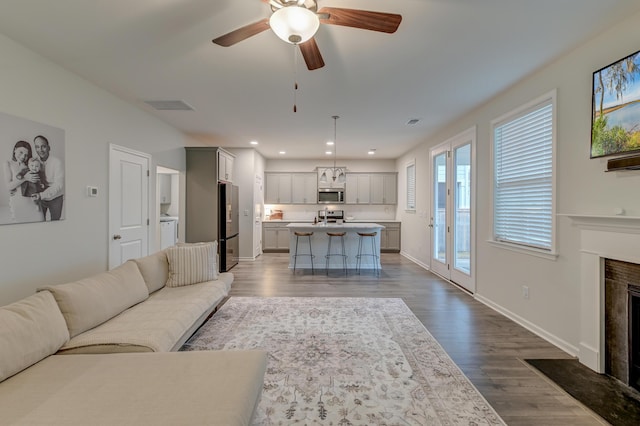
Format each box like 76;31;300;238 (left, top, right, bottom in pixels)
606;154;640;171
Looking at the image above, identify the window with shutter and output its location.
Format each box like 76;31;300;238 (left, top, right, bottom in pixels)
491;90;556;253
406;161;416;211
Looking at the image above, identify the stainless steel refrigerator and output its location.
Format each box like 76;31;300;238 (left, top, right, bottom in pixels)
219;183;239;272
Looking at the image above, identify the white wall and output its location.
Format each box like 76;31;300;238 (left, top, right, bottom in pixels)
0;34;187;306
227;148;266;261
397;11;640;355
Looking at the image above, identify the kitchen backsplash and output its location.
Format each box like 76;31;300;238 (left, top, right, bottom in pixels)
264;204;396;221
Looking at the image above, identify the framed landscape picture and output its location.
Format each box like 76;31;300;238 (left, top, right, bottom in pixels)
591;49;640;158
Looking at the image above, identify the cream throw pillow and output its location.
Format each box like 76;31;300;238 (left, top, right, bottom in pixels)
166;241;218;287
0;291;69;382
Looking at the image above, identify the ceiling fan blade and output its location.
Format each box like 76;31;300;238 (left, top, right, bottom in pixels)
318;7;402;34
299;38;325;70
212;18;270;47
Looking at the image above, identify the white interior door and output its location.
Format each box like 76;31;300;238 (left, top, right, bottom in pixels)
109;144;150;269
430;128;476;292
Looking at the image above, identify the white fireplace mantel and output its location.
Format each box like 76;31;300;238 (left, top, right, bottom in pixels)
560;214;640;234
562;213;640;373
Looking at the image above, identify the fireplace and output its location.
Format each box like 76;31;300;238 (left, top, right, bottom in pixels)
604;258;640;391
631;285;640;391
564;214;640;376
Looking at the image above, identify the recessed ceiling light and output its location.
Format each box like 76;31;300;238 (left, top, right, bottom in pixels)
326;141;334;146
325;151;332;155
279;151;286;155
250;140;258;145
368;149;376;155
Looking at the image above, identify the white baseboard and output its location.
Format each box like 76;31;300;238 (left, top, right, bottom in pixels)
238;256;257;262
400;251;430;270
474;294;579;357
578;342;601;373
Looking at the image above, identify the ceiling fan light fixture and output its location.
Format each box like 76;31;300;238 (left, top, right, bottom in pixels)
269;6;319;44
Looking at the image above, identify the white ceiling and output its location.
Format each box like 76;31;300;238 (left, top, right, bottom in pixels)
1;0;639;160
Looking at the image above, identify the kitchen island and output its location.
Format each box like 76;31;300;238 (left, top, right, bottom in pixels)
286;222;385;270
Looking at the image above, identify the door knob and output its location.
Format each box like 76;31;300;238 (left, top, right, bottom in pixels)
113;234;122;240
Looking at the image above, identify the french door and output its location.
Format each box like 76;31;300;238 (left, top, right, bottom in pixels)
430;127;475;292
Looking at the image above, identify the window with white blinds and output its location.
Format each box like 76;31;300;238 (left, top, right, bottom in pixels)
492;92;555;251
406;161;416;211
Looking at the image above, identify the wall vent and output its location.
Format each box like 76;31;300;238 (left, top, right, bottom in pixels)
143;100;194;111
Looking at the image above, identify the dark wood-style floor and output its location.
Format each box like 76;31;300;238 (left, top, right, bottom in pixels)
228;253;606;425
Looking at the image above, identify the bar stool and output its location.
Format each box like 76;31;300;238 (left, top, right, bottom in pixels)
356;232;379;275
293;231;314;274
325;232;347;276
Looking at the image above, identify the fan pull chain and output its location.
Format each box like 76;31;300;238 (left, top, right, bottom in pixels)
293;46;299;113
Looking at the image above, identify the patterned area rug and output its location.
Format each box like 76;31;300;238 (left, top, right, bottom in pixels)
182;297;504;425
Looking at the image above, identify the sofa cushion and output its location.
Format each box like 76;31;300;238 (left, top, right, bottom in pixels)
133;250;169;294
57;274;232;354
39;260;149;338
0;351;267;426
166;241;218;287
0;291;69;382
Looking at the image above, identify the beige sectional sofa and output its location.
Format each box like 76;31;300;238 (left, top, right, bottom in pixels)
0;244;267;425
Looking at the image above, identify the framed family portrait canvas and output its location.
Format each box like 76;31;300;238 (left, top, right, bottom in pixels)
591;49;640;158
0;111;65;225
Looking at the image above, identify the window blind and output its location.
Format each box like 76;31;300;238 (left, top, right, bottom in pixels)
493;101;553;250
406;162;416;210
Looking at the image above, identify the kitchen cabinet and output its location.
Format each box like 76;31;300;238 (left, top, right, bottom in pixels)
217;149;234;183
291;172;318;204
159;174;172;204
370;173;397;205
262;222;292;252
379;222;401;252
265;173;292;204
345;173;370;204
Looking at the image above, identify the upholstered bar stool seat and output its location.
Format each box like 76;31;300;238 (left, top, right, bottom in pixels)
356;231;379;275
293;231;314;274
325;232;347;276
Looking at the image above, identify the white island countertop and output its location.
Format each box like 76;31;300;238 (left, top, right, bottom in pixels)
285;222;385;230
285;223;384;271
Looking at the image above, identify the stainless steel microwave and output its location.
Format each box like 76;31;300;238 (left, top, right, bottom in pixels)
318;188;344;204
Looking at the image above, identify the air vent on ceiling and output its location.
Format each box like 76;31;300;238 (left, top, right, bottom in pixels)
406;118;420;126
143;100;194;111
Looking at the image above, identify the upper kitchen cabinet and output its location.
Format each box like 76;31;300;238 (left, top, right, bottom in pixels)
265;172;292;204
345;173;370;204
370;173;397;205
291;173;318;204
217;149;235;183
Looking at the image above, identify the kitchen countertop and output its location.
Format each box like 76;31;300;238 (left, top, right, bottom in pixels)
286;222;386;230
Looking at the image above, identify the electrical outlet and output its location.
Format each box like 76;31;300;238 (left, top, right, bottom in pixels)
522;285;529;299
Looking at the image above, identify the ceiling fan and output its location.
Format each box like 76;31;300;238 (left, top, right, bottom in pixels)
212;0;402;70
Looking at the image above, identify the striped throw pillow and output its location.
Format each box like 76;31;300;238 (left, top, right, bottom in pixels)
166;241;218;287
